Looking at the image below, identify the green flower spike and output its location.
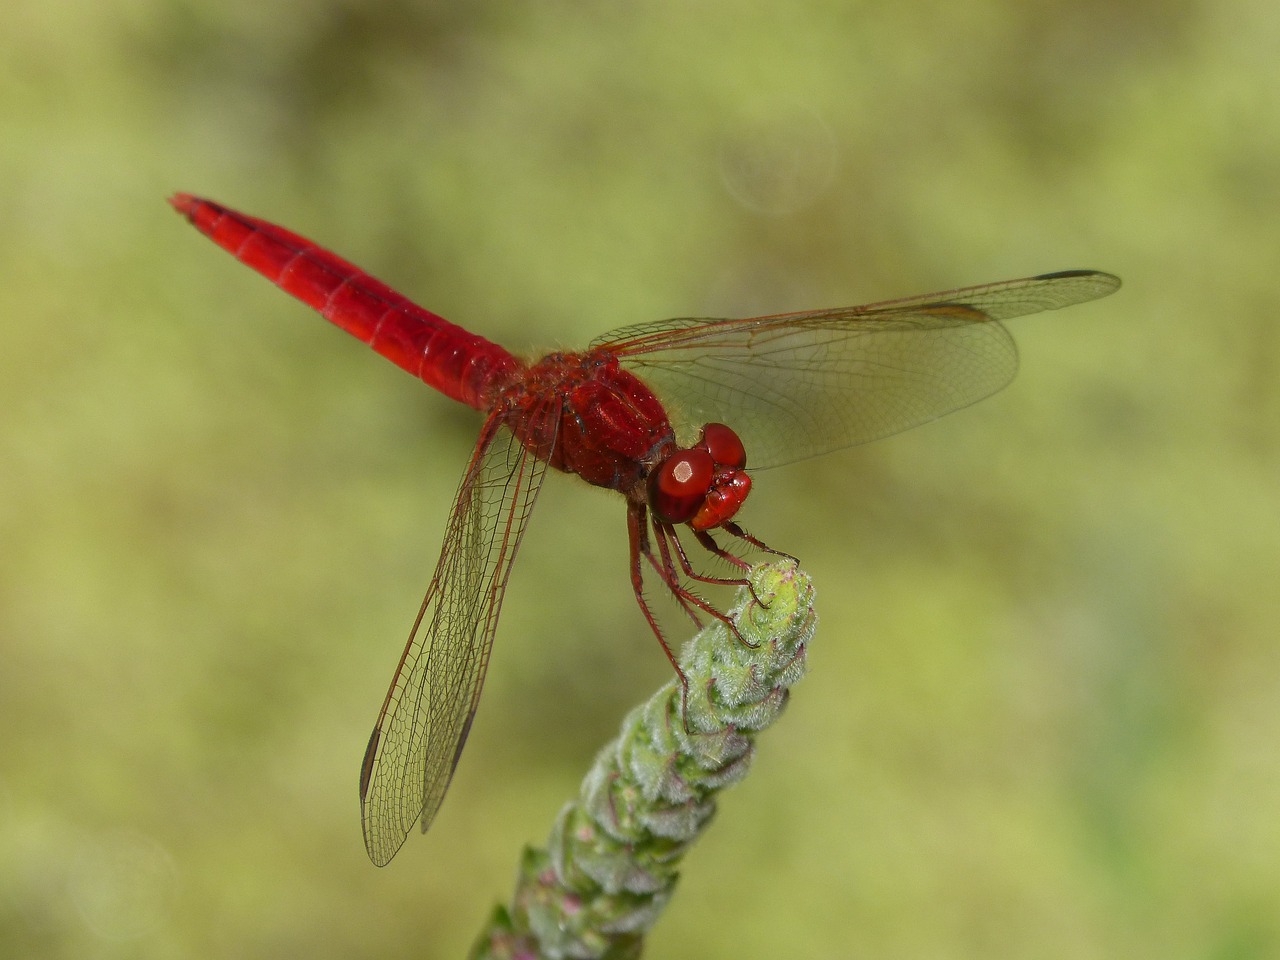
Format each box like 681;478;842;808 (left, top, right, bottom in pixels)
470;559;817;960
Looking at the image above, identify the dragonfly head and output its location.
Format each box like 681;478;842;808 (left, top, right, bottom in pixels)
648;422;751;531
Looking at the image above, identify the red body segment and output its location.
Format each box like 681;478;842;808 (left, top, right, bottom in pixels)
171;194;521;411
505;349;677;496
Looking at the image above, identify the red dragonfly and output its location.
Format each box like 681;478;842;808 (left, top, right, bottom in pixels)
170;194;1119;865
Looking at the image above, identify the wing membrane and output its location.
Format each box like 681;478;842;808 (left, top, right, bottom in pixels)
593;271;1119;468
358;405;554;866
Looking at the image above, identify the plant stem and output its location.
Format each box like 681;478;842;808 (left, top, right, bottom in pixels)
469;559;816;960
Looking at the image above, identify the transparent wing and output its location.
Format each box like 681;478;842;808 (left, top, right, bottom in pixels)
592;270;1120;468
358;406;554;866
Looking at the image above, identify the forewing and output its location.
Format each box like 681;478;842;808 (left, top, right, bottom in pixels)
594;271;1120;468
358;406;554;866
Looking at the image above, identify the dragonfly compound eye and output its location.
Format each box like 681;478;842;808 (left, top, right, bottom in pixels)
648;448;715;523
700;422;747;469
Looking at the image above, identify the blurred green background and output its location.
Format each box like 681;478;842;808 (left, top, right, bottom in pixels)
3;1;1278;957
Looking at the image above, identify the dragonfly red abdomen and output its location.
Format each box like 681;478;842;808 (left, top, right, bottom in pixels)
171;194;522;411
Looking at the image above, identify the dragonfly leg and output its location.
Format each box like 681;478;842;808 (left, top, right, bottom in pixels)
652;521;748;633
721;520;796;563
691;526;777;611
630;507;757;729
648;521;760;651
683;528;751;576
714;521;798;611
628;504;692;712
643;532;707;630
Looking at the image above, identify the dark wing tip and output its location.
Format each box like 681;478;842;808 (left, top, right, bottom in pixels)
359;726;381;801
1035;269;1122;291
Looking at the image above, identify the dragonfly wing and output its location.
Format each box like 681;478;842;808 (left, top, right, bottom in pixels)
358;405;554;866
595;271;1120;469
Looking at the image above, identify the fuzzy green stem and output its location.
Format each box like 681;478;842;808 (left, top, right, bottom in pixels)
469;559;816;960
